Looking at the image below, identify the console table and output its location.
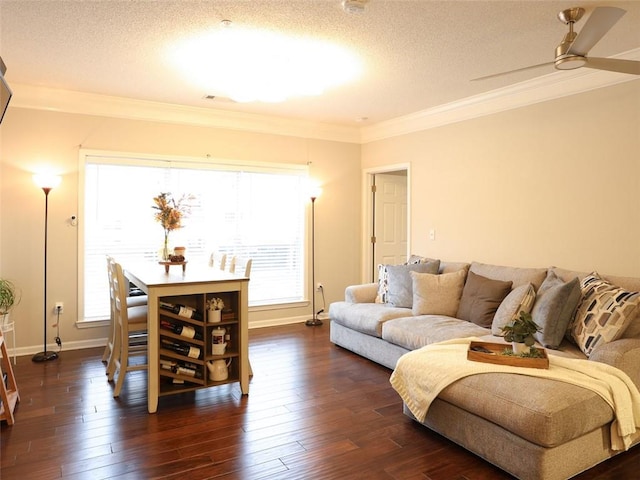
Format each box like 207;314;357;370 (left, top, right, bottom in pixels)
124;262;249;413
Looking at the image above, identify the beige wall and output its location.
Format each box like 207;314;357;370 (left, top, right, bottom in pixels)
3;79;639;355
363;80;640;277
0;108;362;353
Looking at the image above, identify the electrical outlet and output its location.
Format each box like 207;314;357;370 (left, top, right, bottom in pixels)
55;302;64;314
316;282;323;291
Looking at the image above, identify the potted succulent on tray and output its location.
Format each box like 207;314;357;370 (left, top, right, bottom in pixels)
0;278;19;326
501;311;540;355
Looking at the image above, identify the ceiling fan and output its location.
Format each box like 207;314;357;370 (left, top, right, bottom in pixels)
473;6;640;81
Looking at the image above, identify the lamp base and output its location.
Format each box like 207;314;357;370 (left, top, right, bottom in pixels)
32;351;58;362
305;318;323;327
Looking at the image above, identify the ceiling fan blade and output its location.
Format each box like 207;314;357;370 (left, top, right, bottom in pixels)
471;61;554;81
567;7;625;56
584;57;640;75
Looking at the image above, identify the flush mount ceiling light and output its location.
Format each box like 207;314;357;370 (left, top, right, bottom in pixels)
342;0;369;14
169;22;362;103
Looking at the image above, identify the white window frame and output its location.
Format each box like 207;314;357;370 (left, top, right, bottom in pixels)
77;149;309;325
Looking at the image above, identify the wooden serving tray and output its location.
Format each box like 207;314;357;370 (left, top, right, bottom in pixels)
467;341;549;369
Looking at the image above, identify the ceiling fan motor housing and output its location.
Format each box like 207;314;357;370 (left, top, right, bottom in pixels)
554;8;586;70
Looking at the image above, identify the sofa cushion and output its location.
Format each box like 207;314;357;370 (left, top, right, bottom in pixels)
469;261;547;291
437;373;613;448
456;271;512;328
382;315;491;351
411;269;466;317
328;301;412;337
492;283;536;336
570;272;640;356
531;270;581;349
386;261;440;308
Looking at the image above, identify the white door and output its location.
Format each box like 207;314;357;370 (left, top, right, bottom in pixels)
373;172;407;277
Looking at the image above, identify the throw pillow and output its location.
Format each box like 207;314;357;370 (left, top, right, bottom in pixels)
491;283;536;336
386;261;440;308
456;271;512;328
375;264;390;303
407;254;438;265
412;269;467;317
570;272;640;357
531;270;581;349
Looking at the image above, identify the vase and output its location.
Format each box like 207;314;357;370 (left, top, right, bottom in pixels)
512;342;530;355
159;234;171;261
208;309;222;323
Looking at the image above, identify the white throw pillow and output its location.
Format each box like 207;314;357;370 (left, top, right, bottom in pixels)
411;269;466;317
491;283;536;336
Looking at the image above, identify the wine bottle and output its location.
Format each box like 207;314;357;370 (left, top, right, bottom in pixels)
161;339;202;359
160;319;203;341
159;301;203;321
160;359;203;379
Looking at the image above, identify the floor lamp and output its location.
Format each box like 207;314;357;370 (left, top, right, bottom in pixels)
32;173;61;362
306;188;322;326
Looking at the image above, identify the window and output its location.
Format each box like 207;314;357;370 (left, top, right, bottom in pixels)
80;151;308;322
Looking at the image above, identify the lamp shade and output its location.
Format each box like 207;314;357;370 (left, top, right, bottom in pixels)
309;184;322;201
33;173;61;190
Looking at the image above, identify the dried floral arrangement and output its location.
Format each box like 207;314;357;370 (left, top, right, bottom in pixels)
152;192;193;260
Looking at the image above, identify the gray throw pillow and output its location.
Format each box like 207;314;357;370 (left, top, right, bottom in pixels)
531;270;581;349
386;261;440;308
456;271;512;328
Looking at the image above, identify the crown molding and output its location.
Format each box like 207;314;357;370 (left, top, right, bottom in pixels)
9;47;640;145
361;48;640;143
10;84;362;144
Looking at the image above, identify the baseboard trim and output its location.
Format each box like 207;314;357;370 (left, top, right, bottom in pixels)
11;316;311;359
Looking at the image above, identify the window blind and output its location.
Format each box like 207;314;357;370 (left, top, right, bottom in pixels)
82;154;307;321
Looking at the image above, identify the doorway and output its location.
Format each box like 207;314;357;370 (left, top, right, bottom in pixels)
363;165;410;282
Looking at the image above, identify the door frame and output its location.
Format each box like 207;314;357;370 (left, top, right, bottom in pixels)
362;163;411;283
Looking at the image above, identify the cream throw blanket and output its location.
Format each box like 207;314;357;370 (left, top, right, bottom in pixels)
389;337;640;451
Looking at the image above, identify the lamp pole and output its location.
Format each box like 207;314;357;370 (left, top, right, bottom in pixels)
32;175;60;362
305;194;322;326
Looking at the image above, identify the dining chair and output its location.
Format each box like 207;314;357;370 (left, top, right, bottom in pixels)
224;255;236;274
208;251;227;271
233;257;252;277
103;256;147;376
110;260;148;397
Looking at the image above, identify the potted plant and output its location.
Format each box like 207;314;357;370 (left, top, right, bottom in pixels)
0;279;19;326
206;297;225;323
501;311;540;355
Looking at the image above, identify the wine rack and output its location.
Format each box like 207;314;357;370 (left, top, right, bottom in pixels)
158;291;242;395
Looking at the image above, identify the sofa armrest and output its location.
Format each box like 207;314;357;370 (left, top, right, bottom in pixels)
589;338;640;389
345;283;378;303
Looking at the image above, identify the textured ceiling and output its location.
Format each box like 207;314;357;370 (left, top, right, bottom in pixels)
1;0;639;127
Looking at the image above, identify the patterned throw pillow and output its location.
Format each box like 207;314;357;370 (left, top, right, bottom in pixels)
375;264;390;303
570;272;640;356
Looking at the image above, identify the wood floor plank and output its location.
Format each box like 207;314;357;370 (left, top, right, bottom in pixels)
2;323;638;479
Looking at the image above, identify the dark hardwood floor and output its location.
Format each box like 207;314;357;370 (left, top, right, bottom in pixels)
1;323;638;479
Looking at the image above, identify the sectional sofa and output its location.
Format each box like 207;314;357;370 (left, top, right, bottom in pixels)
329;259;640;480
